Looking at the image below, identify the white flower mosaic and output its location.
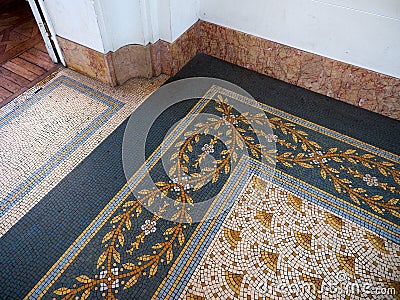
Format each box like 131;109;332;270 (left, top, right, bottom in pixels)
141;220;157;235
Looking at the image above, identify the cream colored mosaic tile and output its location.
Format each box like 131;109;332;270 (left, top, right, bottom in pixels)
0;68;168;236
181;176;400;300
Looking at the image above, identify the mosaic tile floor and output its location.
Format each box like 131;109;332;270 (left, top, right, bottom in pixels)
0;68;167;235
0;54;399;300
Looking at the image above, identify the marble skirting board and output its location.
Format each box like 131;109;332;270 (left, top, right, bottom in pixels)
57;20;399;120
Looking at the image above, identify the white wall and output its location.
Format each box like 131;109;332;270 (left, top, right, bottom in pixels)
200;0;400;78
170;0;199;40
44;0;199;53
43;0;400;78
43;0;105;53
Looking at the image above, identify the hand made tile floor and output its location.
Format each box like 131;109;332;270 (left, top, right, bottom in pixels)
0;54;399;299
0;68;168;235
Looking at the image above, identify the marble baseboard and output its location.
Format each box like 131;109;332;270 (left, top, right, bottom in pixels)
57;21;200;86
57;21;399;119
57;37;117;86
200;21;400;120
150;21;201;77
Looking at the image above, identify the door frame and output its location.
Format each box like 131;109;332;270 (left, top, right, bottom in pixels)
27;0;66;66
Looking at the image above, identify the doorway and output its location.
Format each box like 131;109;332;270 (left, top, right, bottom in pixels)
0;0;59;107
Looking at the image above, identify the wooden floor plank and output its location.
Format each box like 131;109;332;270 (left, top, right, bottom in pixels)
11;57;45;75
0;73;21;92
33;42;47;53
0;33;42;64
0;66;30;85
0;85;13;100
2;61;37;80
26;47;53;63
19;52;54;71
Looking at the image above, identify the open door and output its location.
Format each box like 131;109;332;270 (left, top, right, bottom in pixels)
27;0;65;65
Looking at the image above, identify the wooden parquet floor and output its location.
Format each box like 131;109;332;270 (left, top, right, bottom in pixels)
0;0;58;107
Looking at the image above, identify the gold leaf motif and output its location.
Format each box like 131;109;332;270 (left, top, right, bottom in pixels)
294;231;312;251
298;162;313;168
212;173;219;183
124;275;139;289
81;289;90;300
178;231;185;246
53;287;71;295
344;149;356;154
152;242;164;249
260;249;279;273
123;262;139;270
320;169;326;179
169;165;177;177
118;233;125;247
166;249;173;264
328;148;337;153
364;232;389;254
137;254;152;261
223;228;242;250
97;251;107;268
149;263;158;277
252;176;268;193
224;270;244;295
185;211;193;224
378;166;387;176
336;253;355;275
111;215;122;224
287;193;303;212
126;218;132;230
349;193;360;204
255;210;273;229
325;212;344;232
123;200;137;207
113;249;120;263
164;227;175;235
76;275;92;283
282;161;293;168
333;182;342;193
102;232;113;243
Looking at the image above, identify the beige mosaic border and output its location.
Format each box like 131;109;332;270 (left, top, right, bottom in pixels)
0;67;168;236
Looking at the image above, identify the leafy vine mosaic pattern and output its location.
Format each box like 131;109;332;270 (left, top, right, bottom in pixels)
31;86;399;299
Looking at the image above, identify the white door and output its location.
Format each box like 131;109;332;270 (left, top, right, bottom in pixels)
27;0;65;65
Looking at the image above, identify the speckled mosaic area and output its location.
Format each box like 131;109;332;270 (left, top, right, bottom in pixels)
0;69;167;235
181;175;400;300
0;57;399;299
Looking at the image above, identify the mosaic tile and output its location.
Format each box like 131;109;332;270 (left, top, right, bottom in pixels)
180;174;400;300
0;68;168;235
13;84;398;299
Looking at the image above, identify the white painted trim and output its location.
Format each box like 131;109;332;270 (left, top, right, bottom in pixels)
30;0;66;65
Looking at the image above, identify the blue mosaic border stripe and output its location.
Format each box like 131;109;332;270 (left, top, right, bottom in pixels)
0;76;124;217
